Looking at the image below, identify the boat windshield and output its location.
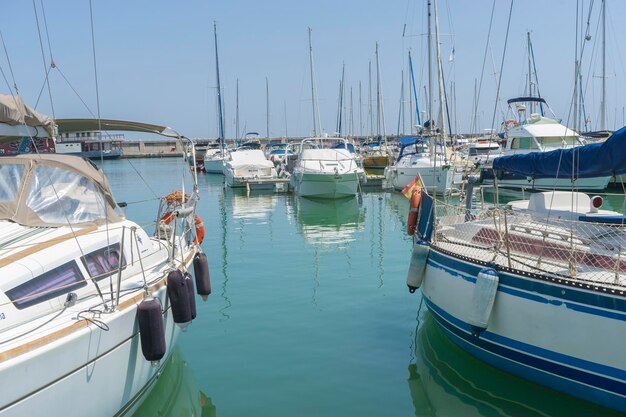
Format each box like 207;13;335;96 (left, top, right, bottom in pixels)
536;136;582;150
0;155;122;227
25;165;107;224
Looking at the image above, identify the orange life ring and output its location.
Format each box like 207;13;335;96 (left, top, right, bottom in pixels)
193;215;205;245
503;119;519;130
160;212;205;245
407;188;422;236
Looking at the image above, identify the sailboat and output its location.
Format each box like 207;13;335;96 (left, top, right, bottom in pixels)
361;43;392;176
0;97;210;416
384;0;453;194
289;28;363;199
204;22;229;175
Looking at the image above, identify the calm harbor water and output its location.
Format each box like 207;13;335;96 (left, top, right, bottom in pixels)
99;158;624;417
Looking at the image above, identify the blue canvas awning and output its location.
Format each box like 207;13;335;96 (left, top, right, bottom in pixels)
492;126;626;179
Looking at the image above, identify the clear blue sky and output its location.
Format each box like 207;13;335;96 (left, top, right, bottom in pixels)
2;0;625;139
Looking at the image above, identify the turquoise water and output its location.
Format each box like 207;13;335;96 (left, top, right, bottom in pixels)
98;159;622;417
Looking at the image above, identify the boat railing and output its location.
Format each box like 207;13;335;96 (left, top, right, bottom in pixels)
425;200;626;288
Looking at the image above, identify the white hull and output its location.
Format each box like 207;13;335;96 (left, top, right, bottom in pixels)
0;273;187;417
290;171;359;199
420;247;626;412
385;164;453;193
203;157;225;174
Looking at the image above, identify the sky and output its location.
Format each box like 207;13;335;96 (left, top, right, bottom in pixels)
2;0;625;139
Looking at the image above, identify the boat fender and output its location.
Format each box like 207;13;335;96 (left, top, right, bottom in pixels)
137;298;166;362
194;215;205;245
467;268;499;337
167;270;192;327
406;239;430;292
193;252;212;301
184;272;197;320
407;188;422;236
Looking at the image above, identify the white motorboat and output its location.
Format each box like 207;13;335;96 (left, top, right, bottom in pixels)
289;138;362;199
223;149;278;189
384;137;454;193
480;97;611;191
405;126;626;413
203;142;228;174
0;110;210;416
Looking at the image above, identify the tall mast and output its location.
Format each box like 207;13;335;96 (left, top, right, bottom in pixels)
235;78;239;139
427;0;433;128
375;42;387;145
308;27;320;137
368;60;373;138
527;32;533;113
600;0;606;130
359;81;363;136
433;0;447;145
266;76;270;139
214;22;225;143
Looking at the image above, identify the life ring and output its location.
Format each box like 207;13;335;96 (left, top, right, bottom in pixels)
407;188;422;236
193;215;205;245
160;212;205;246
503;119;519;130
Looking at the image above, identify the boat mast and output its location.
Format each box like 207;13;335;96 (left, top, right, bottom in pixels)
375;42;387;146
600;0;606;130
308;28;320;137
433;0;447;147
266;76;270;139
527;32;533;113
368;60;373;139
214;22;225;146
427;0;433;131
236;78;239;140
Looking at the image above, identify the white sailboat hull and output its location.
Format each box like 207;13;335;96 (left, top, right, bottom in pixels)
385;164;453;193
0;283;183;417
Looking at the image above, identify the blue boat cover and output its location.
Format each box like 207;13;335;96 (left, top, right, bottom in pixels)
331;142;355;153
398;136;428;146
492;125;626;179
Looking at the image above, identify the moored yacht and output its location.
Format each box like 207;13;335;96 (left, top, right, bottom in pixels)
480;97;611;191
223;148;278;189
289;137;362;199
0;109;210;416
405;126;626;413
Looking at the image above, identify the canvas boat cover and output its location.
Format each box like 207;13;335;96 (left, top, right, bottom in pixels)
227;150;273;169
0;153;123;227
492;125;626;179
0;94;55;137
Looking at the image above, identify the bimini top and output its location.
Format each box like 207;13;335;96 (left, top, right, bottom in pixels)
0;153;123;228
493;125;626;179
0;94;56;139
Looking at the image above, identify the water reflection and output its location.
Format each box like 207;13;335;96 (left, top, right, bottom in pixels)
294;196;365;250
133;347;216;417
409;313;621;417
227;189;277;222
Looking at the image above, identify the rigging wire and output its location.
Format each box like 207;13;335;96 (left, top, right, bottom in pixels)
472;0;496;135
489;0;515;136
31;0;55;118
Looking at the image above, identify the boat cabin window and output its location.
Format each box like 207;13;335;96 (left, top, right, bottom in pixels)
25;165;107;224
510;137;538;150
0;164;25;201
81;243;126;281
5;261;86;309
536;136;581;150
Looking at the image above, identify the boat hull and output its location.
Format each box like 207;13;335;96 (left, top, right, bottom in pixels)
362;155;389;176
291;171;359;199
420;247;626;413
0;283;183;417
203;158;225;174
385;165;453;193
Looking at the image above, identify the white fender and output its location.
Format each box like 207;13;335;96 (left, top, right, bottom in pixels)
467;268;499;336
406;239;430;293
